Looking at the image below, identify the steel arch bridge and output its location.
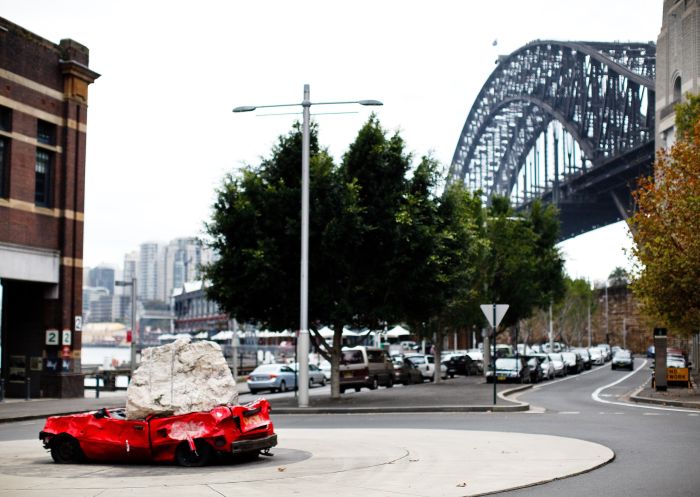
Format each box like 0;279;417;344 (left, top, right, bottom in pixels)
447;40;656;239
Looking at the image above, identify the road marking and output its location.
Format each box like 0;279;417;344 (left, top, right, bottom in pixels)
643;413;666;416
591;360;699;413
559;411;580;414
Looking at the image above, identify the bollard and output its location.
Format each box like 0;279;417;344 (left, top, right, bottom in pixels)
95;374;101;399
25;377;31;400
0;378;4;402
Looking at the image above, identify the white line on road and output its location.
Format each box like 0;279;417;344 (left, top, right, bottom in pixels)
532;363;610;390
559;411;580;415
591;360;698;413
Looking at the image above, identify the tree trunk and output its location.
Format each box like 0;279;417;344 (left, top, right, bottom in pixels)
434;326;442;383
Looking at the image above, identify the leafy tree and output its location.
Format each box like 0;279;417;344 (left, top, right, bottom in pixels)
483;197;565;331
629;97;700;335
553;277;595;347
608;267;629;287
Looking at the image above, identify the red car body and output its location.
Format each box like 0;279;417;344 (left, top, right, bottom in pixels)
39;398;277;466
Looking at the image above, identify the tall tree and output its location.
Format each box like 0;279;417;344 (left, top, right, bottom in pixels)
629;97;700;335
481;196;565;351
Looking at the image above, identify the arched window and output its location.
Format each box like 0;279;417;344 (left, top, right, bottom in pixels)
673;75;682;103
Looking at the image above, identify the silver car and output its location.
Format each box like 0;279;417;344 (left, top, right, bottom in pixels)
290;362;327;387
247;364;297;394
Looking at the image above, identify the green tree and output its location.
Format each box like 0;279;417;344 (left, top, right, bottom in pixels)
483;197;565;332
629;96;700;335
553;277;595;347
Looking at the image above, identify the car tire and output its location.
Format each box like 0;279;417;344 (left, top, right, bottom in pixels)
386;376;394;388
278;381;287;393
369;377;379;390
175;440;213;467
50;435;84;464
249;389;258;395
320;377;326;387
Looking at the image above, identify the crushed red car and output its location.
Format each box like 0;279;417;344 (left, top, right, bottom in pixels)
39;398;277;466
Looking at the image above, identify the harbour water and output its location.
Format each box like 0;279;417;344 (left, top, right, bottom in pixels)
81;345;131;367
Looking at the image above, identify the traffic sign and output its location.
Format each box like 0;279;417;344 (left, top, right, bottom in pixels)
480;304;509;328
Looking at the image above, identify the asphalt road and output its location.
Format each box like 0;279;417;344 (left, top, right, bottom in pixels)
2;362;698;496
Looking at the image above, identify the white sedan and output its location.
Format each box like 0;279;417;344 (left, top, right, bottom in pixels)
404;354;447;381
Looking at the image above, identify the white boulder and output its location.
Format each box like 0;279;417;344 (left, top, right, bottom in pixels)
125;337;238;420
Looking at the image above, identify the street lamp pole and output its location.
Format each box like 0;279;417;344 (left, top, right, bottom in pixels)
233;85;382;407
115;277;138;372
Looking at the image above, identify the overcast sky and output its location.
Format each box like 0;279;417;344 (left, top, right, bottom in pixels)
3;0;661;283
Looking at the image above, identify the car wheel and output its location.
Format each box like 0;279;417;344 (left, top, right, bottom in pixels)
249;389;258;395
175;440;213;467
50;435;84;464
320;377;326;387
278;380;287;393
386;376;394;388
369;377;379;390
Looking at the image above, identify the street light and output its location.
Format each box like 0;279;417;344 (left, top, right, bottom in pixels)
234;84;382;407
115;277;138;372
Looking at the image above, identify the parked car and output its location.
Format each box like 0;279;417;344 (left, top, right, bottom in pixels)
587;347;605;366
525;356;545;383
486;357;530;383
611;350;634;371
247;364;297;394
442;353;479;377
561;352;584;374
466;349;484;373
290;363;327;387
573;348;592;369
318;360;331;381
405;354;448;381
596;344;612;361
530;354;555;380
40;399;277;466
339;346;395;393
392;356;423;385
547;353;567;377
646;345;655;358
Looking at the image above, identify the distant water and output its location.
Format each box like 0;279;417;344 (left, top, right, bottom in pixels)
82;346;131;367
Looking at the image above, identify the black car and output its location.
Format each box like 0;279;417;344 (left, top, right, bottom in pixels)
392;357;424;385
442;353;479;378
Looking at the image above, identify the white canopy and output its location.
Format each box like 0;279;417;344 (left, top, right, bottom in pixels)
158;333;177;340
386;325;410;338
193;331;208;339
211;330;235;341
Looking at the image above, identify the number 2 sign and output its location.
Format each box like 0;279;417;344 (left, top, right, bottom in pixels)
46;329;59;346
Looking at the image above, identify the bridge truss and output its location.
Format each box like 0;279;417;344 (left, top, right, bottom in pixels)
447;40;656;239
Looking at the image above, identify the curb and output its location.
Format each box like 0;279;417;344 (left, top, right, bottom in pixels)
629;393;700;410
0;403;126;424
271;383;532;414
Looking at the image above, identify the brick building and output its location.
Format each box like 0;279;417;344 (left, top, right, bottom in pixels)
0;18;99;397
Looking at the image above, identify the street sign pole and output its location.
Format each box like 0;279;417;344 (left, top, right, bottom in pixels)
480;303;510;406
492;304;497;404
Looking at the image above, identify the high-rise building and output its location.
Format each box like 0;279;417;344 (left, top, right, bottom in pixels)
88;266;115;295
138;242;162;302
0;17;99;398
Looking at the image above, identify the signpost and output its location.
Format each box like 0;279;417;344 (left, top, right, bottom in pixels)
480;304;509;405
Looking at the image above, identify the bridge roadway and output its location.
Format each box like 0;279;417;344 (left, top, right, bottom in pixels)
0;364;697;496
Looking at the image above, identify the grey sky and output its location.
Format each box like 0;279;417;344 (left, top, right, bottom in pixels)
2;0;660;282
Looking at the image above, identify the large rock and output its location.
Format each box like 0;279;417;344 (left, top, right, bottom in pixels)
126;337;238;420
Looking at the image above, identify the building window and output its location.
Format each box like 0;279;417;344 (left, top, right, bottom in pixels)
37;119;55;145
35;149;52;206
0;106;10;132
673;76;682;103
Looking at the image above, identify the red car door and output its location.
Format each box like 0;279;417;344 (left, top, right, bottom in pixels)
79;414;150;462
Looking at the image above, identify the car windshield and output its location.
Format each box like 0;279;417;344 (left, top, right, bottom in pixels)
495;358;518;370
615;351;631;359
